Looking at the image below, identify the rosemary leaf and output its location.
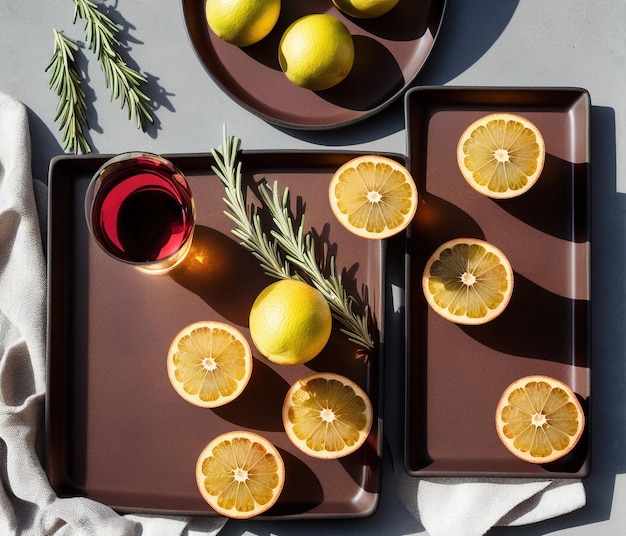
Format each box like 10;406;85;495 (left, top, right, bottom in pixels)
72;0;153;130
212;128;374;353
45;29;91;154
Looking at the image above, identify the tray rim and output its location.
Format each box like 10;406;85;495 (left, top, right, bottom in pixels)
44;148;409;518
401;85;592;479
179;0;448;130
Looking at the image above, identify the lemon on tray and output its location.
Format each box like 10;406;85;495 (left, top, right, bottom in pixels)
278;14;354;91
249;279;332;365
167;321;252;407
282;372;373;459
457;112;545;199
196;430;285;518
329;155;418;239
422;238;514;325
205;0;281;47
495;375;585;464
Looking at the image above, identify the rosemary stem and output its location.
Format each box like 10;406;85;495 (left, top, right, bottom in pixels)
212;127;374;353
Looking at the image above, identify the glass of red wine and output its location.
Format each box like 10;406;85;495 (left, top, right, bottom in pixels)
85;153;196;274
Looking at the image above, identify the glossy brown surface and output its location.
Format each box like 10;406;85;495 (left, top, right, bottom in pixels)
404;87;591;478
181;0;446;129
46;150;402;517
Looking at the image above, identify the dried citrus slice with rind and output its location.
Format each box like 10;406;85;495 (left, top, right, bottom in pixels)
495;375;585;464
195;431;285;518
329;155;418;239
422;238;514;325
282;372;373;459
457;112;545;198
167;321;252;408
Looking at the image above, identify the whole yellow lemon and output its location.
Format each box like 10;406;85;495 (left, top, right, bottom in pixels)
332;0;400;18
278;14;354;91
249;279;332;365
205;0;281;47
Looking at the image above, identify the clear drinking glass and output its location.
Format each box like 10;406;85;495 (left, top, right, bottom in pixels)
85;152;196;274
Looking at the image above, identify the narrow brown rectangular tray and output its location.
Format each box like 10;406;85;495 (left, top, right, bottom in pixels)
45;150;399;517
404;87;591;478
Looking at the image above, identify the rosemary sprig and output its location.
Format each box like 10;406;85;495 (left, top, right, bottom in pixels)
72;0;153;130
45;29;91;154
211;128;374;353
258;181;374;351
211;134;290;280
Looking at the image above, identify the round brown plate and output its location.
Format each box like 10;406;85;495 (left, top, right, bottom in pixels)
181;0;446;130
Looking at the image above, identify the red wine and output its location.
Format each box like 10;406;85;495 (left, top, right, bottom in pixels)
87;155;194;265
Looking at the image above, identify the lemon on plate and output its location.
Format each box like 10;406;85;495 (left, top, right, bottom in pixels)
422;238;514;325
196;430;285;518
167;321;252;407
282;372;373;459
332;0;400;18
249;279;332;365
329;155;418;239
205;0;281;47
278;14;354;91
457;112;545;199
495;375;585;464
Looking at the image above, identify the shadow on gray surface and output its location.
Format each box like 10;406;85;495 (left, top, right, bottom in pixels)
29;1;170;185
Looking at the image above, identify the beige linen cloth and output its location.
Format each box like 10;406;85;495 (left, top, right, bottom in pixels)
397;475;585;536
0;92;226;535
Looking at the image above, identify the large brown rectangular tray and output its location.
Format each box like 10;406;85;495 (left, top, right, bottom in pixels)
404;87;591;478
45;150;399;517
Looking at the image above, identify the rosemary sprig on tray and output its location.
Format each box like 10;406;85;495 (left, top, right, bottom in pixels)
72;0;153;130
258;182;374;351
211;133;290;280
211;128;375;353
45;29;91;154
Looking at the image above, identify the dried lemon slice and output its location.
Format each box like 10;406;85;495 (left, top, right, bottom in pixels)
196;431;285;518
422;238;514;325
329;155;418;239
167;321;252;408
282;372;373;459
457;112;545;198
495;375;585;464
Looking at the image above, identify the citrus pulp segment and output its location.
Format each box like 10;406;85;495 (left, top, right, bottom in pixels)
329;155;418;239
195;431;285;518
167;321;252;408
282;372;373;459
495;375;585;464
456;112;545;198
249;279;332;366
422;238;514;325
